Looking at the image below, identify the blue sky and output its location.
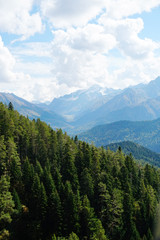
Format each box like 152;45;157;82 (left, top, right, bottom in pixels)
0;0;160;102
138;6;160;41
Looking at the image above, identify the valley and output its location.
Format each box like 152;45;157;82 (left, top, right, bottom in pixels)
2;77;160;135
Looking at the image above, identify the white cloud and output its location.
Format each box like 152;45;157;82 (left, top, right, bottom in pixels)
10;42;52;58
99;17;159;59
40;0;160;28
30;80;77;102
38;0;160;94
0;36;17;82
1;0;160;103
104;0;160;19
109;54;160;89
51;25;116;88
0;0;43;38
49;15;160;90
67;25;117;53
0;39;75;102
40;0;106;28
0;36;32;97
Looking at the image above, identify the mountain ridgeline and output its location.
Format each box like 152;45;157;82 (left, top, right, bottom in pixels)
44;76;160;132
2;77;160;134
78;118;160;153
0;92;69;130
0;102;160;240
106;141;160;167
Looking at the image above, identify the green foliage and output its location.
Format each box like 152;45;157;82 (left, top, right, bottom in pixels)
68;232;79;240
147;228;153;240
0;136;6;176
8;102;14;111
12;189;21;213
79;119;160;154
0;102;160;240
0;175;15;237
106;141;160;167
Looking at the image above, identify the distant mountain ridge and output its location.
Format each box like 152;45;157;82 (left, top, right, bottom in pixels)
44;85;121;122
72;77;160;131
0;92;69;129
1;77;160;134
78;118;160;153
46;76;160;133
105;141;160;167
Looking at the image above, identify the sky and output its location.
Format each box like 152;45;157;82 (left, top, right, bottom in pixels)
0;0;160;102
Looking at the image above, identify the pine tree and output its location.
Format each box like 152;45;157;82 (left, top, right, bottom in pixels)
12;189;22;213
0;136;6;176
108;188;123;238
43;169;62;237
142;235;147;240
147;228;153;240
122;183;134;239
39;183;47;220
62;181;80;236
68;232;79;240
10;158;22;190
22;158;35;204
61;143;79;191
0;175;15;238
130;222;141;240
80;168;94;201
80;195;107;240
8;102;14;111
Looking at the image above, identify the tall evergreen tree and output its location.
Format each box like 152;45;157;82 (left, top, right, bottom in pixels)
0;175;15;238
61;143;79;191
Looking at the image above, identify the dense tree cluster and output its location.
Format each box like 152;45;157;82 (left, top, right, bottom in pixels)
106;141;160;167
78;119;160;153
0;102;160;240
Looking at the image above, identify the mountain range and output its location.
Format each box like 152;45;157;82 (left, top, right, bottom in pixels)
71;77;160;131
0;92;69;130
78;118;160;153
105;141;160;167
45;76;160;132
1;76;160;134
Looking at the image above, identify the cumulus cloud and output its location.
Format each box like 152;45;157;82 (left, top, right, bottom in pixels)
52;24;117;53
1;0;160;102
30;80;78;102
40;0;160;28
49;13;160;90
2;39;73;102
40;0;106;28
107;53;160;90
50;25;116;88
67;25;117;53
38;0;160;93
0;0;43;38
0;36;31;92
104;0;160;19
99;17;159;59
0;36;17;82
51;49;109;88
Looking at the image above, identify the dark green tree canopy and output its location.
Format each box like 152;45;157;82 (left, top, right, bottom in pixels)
0;102;159;240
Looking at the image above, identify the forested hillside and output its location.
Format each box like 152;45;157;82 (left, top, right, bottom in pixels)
0;92;68;130
2;77;160;135
0;102;160;240
78;119;160;153
106;141;160;167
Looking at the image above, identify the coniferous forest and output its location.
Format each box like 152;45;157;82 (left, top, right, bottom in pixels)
0;102;160;240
